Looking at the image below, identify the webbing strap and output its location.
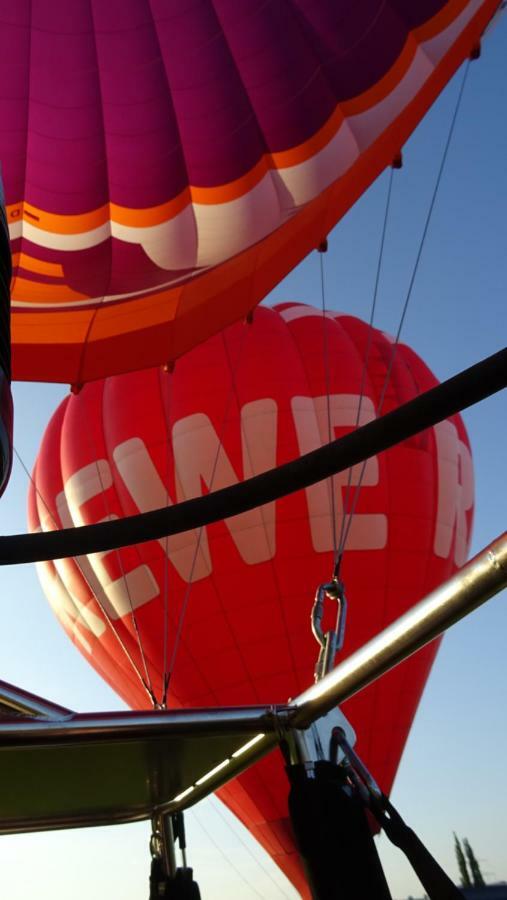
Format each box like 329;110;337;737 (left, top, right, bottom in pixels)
373;797;465;900
149;861;201;900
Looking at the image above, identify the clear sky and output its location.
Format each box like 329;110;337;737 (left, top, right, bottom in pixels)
0;15;505;900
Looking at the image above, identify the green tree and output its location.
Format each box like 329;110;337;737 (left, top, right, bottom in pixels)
463;838;486;887
454;833;471;887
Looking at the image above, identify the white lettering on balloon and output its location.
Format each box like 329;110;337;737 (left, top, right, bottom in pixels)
61;460;158;619
114;399;278;582
433;420;474;566
113;436;212;582
291;394;387;552
36;559;106;654
172;399;278;565
50;398;472;631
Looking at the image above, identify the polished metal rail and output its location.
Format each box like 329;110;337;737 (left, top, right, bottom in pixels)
291;533;507;729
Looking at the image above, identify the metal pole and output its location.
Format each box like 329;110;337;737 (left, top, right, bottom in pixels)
152;813;177;878
291;533;507;729
0;679;72;720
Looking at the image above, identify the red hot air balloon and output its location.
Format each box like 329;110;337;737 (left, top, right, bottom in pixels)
1;1;502;384
28;304;474;895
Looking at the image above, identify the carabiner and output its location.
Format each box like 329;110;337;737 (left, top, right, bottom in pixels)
311;578;347;681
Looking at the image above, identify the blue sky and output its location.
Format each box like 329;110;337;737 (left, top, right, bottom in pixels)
0;15;505;900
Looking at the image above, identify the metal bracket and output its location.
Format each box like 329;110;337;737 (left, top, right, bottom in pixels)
284;707;356;770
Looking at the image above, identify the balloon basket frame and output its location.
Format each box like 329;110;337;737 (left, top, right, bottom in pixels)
0;533;504;838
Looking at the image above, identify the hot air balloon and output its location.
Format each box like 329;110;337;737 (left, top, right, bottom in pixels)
28;303;474;894
1;0;501;385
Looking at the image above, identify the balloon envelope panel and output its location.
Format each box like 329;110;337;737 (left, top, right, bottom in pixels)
29;304;474;895
3;0;500;382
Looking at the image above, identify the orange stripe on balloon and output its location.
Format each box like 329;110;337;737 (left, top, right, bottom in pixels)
12;252;64;278
7;201;110;234
191;106;347;204
12;277;90;305
12;307;91;344
88;288;181;340
414;0;471;43
189;156;272;205
110;188;190;227
340;36;418;117
271;106;344;168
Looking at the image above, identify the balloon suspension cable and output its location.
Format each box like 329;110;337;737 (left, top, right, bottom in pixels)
337;58;471;561
191;806;267;900
160;367;173;709
205;799;294;900
14;446;157;707
163;324;252;704
337;165;395;568
318;246;338;564
220;327;302;692
80;391;158;706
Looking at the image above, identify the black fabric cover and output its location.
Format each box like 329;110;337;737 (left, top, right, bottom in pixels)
287;761;393;900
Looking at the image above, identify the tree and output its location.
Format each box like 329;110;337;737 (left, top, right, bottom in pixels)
463;838;486;888
454;833;471;887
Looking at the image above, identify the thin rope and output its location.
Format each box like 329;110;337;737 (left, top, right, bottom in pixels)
159;369;173;708
338;61;471;556
336;165;395;566
220;328;301;696
319;250;339;563
80;389;158;705
163;323;251;701
209;798;293;899
190;808;268;900
14;445;154;702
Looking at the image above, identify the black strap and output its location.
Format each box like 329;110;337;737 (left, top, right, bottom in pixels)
287;761;393;900
149;860;201;900
373;796;465;900
165;869;201;900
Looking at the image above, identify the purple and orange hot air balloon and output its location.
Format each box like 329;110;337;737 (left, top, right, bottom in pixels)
0;0;502;384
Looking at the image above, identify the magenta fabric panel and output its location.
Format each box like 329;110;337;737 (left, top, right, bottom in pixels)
1;0;450;210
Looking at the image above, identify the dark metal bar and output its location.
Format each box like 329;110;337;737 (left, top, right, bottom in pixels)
0;678;72;720
159;814;177;878
291;534;507;729
0;348;505;564
0;704;285;743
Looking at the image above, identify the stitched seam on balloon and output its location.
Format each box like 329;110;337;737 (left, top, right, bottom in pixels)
217;315;292;705
276;300;339;695
74;0;113;389
146;0;198;261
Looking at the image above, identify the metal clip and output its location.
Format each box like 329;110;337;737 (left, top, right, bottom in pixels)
311;577;347;682
150;826;162;860
330;726;383;805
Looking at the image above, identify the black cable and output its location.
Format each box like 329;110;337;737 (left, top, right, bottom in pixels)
0;348;505;565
